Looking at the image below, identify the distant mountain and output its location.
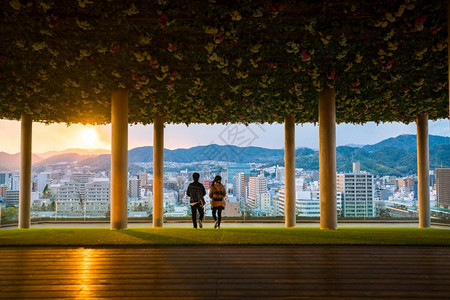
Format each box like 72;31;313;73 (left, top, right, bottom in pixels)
78;154;111;172
1;134;449;176
128;145;285;163
344;143;365;148
0;152;43;172
278;144;450;176
38;148;110;159
362;134;450;152
32;153;97;172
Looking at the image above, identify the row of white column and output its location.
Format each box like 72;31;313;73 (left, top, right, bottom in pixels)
17;87;431;229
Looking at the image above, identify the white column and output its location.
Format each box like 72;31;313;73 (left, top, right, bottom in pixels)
153;115;164;228
110;90;128;230
319;87;337;230
284;116;296;227
416;114;430;228
19;113;32;229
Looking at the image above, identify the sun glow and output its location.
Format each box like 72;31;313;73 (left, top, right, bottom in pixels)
80;128;99;148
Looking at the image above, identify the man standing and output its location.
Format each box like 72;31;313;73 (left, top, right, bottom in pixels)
186;172;206;229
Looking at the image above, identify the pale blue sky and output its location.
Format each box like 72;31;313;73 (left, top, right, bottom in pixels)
0;119;449;154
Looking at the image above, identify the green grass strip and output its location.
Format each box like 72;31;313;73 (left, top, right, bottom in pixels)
1;227;449;246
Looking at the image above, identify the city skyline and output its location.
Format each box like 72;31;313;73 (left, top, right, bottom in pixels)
0;119;449;154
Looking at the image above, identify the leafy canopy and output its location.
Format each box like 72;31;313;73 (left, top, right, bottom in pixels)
0;0;448;125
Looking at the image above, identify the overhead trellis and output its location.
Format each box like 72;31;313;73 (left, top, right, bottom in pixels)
0;0;448;125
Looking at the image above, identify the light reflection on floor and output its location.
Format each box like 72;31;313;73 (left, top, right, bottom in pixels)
77;248;94;300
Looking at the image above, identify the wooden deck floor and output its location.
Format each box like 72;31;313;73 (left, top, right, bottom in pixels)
0;246;449;299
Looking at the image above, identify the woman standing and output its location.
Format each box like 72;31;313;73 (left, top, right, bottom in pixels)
209;175;226;229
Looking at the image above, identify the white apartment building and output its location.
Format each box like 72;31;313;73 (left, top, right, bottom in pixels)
277;185;342;217
56;179;110;217
247;175;267;209
276;187;286;216
234;172;259;202
71;173;92;200
337;171;374;217
56;181;79;201
37;172;52;194
86;179;110;202
11;174;20;191
296;190;342;217
260;192;272;215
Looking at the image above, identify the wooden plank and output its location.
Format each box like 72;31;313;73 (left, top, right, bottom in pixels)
0;246;448;299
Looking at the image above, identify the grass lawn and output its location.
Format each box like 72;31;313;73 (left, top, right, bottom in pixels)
0;227;449;246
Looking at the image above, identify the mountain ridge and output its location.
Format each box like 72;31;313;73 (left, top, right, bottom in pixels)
0;134;449;175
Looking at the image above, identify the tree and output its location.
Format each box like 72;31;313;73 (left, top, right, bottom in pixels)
380;209;391;218
1;207;19;223
42;184;53;199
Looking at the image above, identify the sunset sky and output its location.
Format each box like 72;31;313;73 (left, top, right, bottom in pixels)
0;119;449;154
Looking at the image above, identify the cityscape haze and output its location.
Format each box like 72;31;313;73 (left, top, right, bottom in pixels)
1;123;449;223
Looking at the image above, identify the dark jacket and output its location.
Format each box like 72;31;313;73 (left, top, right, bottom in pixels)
187;181;206;206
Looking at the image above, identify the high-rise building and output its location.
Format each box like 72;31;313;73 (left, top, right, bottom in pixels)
275;165;284;181
128;178;141;200
5;190;19;207
275;186;286;216
436;168;450;208
86;179;110;202
247;175;268;209
296;190;319;217
259;192;272;215
234;171;258;202
227;164;250;186
0;172;12;187
0;185;7;198
337;171;374;217
37;172;52;194
56;181;79;201
11;174;20;191
139;171;148;187
71;173;92;200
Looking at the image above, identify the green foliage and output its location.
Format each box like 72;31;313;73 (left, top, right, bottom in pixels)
0;1;447;125
41;184;53;199
1;206;18;223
